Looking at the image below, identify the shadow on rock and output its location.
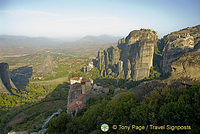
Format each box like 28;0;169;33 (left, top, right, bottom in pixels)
10;66;33;90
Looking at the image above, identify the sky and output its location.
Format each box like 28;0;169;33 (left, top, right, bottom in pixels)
0;0;200;38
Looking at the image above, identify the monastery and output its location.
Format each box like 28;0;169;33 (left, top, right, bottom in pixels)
67;77;93;116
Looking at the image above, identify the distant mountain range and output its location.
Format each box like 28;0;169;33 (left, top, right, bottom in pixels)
0;35;63;48
71;35;120;45
0;34;120;48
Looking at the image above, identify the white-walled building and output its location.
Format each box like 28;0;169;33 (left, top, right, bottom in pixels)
70;77;82;85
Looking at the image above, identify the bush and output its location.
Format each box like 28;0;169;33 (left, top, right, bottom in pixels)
48;112;71;133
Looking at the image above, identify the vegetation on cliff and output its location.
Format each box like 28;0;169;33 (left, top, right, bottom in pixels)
1;24;200;134
47;85;200;133
47;24;200;134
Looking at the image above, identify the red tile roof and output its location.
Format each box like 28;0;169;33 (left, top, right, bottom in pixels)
68;94;86;110
70;77;81;80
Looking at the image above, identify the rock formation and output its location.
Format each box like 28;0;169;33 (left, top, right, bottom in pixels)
0;77;9;94
10;66;33;89
0;63;17;94
93;25;200;82
33;55;57;79
84;84;109;102
168;49;200;83
94;29;158;80
160;25;200;74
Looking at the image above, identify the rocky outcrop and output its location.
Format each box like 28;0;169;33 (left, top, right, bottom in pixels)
84;84;109;102
0;77;9;94
96;46;121;77
0;63;17;94
129;80;167;100
67;83;83;106
161;25;200;74
10;66;33;89
94;29;158;80
33;55;57;79
167;49;200;83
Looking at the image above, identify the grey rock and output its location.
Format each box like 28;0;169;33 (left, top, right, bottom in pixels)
168;50;200;83
94;29;157;80
0;62;17;94
130;80;167;100
114;88;125;94
161;25;200;74
84;87;109;101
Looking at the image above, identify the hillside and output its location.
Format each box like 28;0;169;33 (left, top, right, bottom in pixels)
0;47;101;133
0;25;200;134
0;35;119;59
59;35;120;47
0;35;63;48
47;25;200;133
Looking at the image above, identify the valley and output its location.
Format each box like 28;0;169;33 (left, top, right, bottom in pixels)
1;0;200;133
0;43;103;133
0;25;200;134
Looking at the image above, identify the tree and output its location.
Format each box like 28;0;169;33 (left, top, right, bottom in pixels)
48;112;71;133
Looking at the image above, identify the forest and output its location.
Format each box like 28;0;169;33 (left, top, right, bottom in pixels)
47;84;200;134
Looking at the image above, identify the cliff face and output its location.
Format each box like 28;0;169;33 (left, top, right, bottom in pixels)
33;55;57;76
0;77;9;94
10;66;33;89
169;49;200;83
95;29;158;80
0;63;16;94
161;25;200;74
97;46;121;77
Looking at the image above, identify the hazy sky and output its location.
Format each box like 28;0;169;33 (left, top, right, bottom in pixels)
0;0;200;38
